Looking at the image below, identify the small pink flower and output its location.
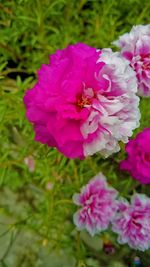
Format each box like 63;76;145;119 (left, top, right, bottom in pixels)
73;173;118;236
24;43;140;159
112;194;150;251
45;182;53;191
120;128;150;184
24;155;35;172
113;24;150;96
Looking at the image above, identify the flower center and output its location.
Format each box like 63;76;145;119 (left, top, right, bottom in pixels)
141;53;150;70
77;95;91;108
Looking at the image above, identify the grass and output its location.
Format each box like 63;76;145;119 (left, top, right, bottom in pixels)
0;0;150;266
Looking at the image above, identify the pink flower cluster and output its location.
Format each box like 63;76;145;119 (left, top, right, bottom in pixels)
73;174;150;251
23;24;150;252
24;43;140;159
114;24;150;97
120;128;150;184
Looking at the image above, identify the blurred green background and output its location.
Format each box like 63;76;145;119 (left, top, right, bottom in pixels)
0;0;150;266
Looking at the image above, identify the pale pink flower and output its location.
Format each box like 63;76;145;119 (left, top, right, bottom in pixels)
45;182;53;191
112;194;150;251
24;155;35;172
24;43;140;159
113;24;150;96
73;173;118;236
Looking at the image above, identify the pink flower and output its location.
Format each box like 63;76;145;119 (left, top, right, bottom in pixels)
113;24;150;96
24;155;35;172
24;43;140;159
120;128;150;184
73;173;118;236
112;194;150;251
45;182;53;191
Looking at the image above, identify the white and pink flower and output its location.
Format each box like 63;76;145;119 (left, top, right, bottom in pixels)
113;24;150;96
73;173;118;236
112;194;150;251
24;43;140;159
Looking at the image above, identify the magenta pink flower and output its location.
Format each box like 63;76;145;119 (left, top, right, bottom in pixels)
112;194;150;251
113;24;150;96
24;43;140;159
73;173;118;236
120;128;150;184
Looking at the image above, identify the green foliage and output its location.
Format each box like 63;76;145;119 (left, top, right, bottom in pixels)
0;0;150;266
